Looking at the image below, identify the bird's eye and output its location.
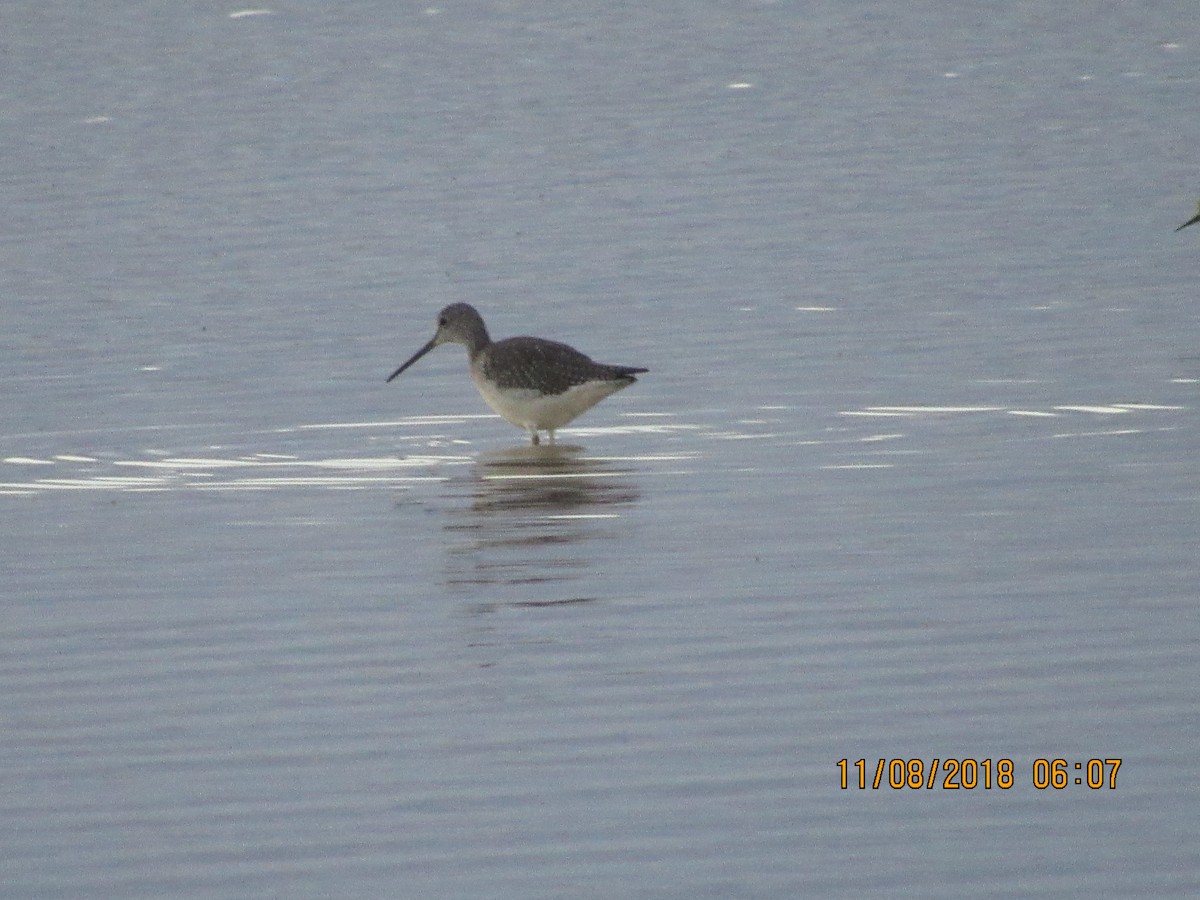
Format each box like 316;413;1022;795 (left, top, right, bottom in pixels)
438;317;447;327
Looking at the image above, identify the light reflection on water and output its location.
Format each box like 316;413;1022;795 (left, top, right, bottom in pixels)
0;399;1185;496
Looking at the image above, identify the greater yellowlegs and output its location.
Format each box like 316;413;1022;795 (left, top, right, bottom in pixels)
1176;201;1200;232
387;303;648;445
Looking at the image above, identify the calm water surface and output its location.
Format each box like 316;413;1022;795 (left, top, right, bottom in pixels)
3;2;1199;897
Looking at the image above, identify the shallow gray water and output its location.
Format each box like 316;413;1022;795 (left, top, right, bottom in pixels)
3;2;1199;897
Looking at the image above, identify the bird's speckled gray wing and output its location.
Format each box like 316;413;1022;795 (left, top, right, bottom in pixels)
480;337;648;396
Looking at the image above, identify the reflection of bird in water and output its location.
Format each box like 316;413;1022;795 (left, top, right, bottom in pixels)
386;303;647;446
469;446;641;516
1175;201;1200;232
441;446;642;593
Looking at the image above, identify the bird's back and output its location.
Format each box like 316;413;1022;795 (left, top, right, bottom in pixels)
479;336;646;395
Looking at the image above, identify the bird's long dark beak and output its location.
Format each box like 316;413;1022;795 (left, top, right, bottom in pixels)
386;337;438;382
1176;212;1200;233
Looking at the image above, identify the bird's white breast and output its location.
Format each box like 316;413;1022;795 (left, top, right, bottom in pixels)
470;369;629;431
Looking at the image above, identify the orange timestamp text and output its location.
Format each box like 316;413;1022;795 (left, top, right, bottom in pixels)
836;758;1121;790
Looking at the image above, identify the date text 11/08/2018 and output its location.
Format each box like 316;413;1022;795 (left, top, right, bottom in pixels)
836;758;1122;790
